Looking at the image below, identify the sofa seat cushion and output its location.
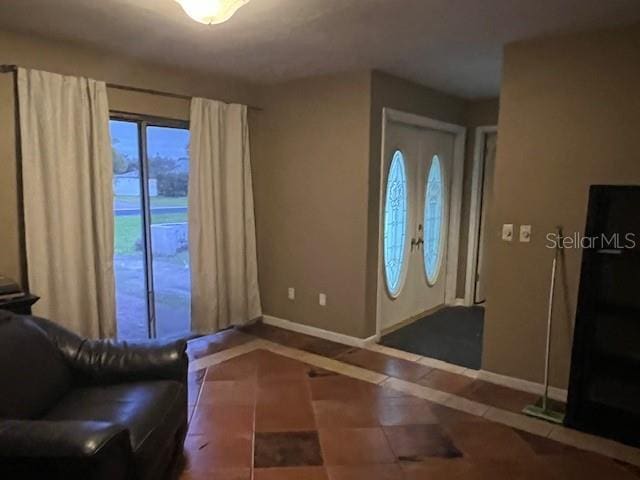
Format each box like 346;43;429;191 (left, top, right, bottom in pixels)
43;381;186;477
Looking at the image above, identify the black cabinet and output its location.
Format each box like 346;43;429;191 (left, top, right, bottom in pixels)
0;294;39;315
566;185;640;447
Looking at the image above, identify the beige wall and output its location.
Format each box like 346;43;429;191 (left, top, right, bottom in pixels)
0;29;260;288
0;73;22;285
483;23;640;388
252;72;372;337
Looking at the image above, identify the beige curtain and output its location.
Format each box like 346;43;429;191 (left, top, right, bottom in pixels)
188;98;261;333
18;68;115;338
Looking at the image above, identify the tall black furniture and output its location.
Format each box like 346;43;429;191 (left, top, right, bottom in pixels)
566;185;640;447
0;311;188;479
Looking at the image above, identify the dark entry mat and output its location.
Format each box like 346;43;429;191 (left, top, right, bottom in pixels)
380;306;484;370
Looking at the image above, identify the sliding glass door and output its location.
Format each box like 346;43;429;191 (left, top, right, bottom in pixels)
110;117;191;340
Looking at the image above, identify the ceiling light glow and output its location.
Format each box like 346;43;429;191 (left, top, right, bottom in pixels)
175;0;250;25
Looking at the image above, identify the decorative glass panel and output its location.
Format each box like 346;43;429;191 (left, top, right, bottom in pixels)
424;155;444;284
384;151;408;296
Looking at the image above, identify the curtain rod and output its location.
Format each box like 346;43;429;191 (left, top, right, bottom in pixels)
0;64;263;112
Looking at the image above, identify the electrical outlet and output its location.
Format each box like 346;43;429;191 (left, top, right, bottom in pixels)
502;224;514;242
319;293;327;307
520;225;532;243
288;287;295;301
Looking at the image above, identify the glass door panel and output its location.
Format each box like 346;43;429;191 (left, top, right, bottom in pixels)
110;119;149;340
147;125;191;338
110;118;191;340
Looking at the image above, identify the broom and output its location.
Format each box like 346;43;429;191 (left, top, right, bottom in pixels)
522;226;566;424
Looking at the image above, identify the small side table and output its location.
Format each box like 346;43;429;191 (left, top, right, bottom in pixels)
0;294;40;315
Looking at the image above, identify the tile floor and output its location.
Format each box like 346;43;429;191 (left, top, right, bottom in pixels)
181;328;640;480
241;323;542;414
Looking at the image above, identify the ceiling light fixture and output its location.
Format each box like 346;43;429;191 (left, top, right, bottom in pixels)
175;0;250;25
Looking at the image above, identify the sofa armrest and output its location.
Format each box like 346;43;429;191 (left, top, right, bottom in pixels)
0;420;133;480
26;315;188;385
73;338;189;385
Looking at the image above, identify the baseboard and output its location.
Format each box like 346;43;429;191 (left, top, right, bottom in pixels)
262;315;379;349
478;369;568;402
453;297;467;306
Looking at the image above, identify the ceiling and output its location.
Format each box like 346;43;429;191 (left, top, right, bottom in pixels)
2;0;640;98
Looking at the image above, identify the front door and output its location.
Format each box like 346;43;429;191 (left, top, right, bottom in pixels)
380;120;456;331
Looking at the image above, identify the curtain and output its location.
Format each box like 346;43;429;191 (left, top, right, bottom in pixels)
188;98;261;333
18;68;115;338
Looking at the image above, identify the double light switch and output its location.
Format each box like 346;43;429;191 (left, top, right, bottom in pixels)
502;224;532;242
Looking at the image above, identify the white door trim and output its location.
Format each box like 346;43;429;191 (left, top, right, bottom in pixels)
464;125;498;306
376;108;467;337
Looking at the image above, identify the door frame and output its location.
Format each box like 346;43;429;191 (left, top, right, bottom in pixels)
464;125;498;306
375;108;467;337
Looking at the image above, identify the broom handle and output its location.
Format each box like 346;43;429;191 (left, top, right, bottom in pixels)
543;230;560;410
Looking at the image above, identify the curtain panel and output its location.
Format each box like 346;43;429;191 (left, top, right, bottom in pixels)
18;68;115;338
188;98;261;333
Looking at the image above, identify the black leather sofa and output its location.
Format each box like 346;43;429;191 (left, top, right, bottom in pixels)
0;311;189;480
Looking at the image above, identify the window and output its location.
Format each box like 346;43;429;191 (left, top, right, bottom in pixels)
110;117;191;340
383;150;408;296
424;155;444;284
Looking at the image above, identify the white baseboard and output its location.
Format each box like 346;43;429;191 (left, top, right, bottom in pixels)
262;315;379;349
478;369;568;402
453;298;466;306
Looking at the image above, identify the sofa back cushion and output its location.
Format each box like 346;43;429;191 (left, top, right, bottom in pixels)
0;313;72;419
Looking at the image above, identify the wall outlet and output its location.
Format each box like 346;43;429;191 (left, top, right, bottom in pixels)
502;224;514;242
288;287;295;301
319;293;327;307
519;225;532;243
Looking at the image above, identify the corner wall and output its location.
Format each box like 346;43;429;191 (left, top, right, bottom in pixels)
483;23;640;388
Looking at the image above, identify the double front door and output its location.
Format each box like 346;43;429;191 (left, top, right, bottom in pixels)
380;120;456;331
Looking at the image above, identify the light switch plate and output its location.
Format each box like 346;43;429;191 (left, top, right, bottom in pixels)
288;287;295;300
319;293;327;307
520;225;532;243
502;224;514;242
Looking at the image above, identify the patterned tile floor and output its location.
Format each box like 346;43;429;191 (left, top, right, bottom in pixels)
239;323;540;415
182;323;640;479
